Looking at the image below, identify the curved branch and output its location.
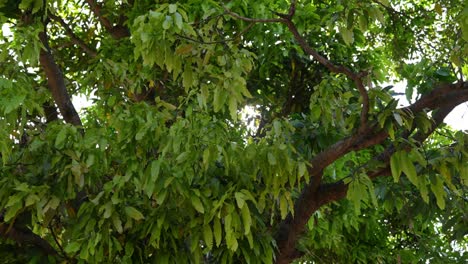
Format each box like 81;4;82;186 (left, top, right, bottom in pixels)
274;81;468;264
225;7;468;261
281;20;370;132
225;3;370;131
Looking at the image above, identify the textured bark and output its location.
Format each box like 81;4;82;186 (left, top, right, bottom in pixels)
38;29;82;127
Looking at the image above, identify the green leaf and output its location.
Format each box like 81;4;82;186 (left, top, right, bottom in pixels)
430;177;446;209
339;27;354;45
6;193;24;207
234;192;245;209
125;206;144;220
4;202;22;222
150;160;161;182
55;127;67;148
175;44;192;55
279;195;288;219
25;194;40;207
203;224;213;249
298;162;307;178
213;217;222;247
379;0;390;7
393;112;403;126
112;214;123;234
202;148;210;171
162;15;172;30
3;94;26;114
267;152;276;165
390;151;402;182
400;152;418;186
241;204;252;235
213;88;227;112
191;196;204;213
361;174;377;207
358;15;368;31
228;96;238;121
65;242;81;254
168;4;177;13
434;3;442;15
182;64;193;90
174;12;183;30
347;178;365;214
102;202;113;219
370;6;385;24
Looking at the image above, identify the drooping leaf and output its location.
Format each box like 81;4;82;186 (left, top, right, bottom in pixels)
125;206;144;220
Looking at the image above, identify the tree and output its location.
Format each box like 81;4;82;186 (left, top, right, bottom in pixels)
0;0;467;263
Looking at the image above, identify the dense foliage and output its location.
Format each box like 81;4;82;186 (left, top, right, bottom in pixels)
1;0;467;263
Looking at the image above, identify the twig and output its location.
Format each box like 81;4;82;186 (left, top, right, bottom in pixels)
49;222;67;259
223;7;285;23
176;22;255;45
84;0;129;39
49;13;98;58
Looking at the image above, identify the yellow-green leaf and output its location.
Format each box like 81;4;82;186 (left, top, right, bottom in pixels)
213;217;222;247
241;204;252;235
125;206;144;220
191;196;204;213
203;224;213;249
65;241;81;254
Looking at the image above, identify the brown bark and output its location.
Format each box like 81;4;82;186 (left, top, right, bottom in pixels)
38;27;82;127
224;5;468;261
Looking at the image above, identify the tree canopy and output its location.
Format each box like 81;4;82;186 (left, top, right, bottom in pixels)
0;0;467;263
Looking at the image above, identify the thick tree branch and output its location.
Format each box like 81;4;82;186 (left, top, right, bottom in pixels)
49;13;98;58
225;6;468;262
39;24;83;127
274;81;468;264
0;223;57;256
84;0;130;39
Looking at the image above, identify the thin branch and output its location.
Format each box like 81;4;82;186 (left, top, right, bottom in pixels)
224;7;285;23
175;22;255;45
38;22;83;127
225;3;370;131
84;0;130;39
49;222;67;260
282;19;370;131
49;13;98;58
